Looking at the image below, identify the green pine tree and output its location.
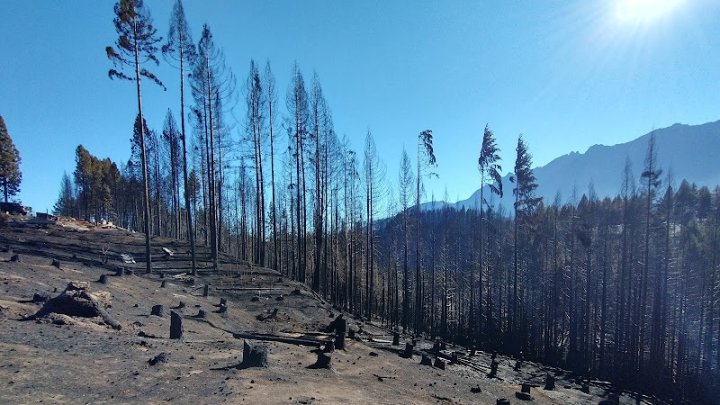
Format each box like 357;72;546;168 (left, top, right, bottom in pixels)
0;116;22;203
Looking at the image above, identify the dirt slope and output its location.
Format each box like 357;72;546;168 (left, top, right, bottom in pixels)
0;217;649;404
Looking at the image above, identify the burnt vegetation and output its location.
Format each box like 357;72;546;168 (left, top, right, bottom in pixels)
15;0;713;402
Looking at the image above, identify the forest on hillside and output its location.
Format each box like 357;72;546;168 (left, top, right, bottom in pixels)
41;0;720;402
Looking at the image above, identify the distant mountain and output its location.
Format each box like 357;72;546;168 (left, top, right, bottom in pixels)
451;120;720;211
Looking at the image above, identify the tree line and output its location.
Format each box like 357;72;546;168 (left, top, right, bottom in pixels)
49;0;717;402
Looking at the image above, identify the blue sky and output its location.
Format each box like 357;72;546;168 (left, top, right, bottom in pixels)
1;0;719;213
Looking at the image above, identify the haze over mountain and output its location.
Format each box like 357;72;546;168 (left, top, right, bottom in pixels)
446;120;720;212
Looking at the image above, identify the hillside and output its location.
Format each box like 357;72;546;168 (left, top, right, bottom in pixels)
0;216;646;404
453;120;720;210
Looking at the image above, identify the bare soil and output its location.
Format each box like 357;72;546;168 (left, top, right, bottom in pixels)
0;216;651;404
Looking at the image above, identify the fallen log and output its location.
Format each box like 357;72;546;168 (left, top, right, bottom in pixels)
232;331;325;347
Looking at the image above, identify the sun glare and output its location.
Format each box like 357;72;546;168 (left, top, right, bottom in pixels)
615;0;684;23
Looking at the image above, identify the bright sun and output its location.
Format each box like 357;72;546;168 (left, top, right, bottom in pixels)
615;0;684;23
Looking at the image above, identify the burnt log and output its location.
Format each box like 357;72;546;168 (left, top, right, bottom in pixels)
148;352;168;366
169;310;183;339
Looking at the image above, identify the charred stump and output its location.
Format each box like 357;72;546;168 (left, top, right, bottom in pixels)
241;341;269;368
10;254;20;262
420;354;433;366
400;342;414;359
51;258;61;269
392;332;400;346
151;305;166;317
487;360;499;378
308;349;332;370
434;357;446;370
203;284;209;297
24;282;120;330
98;274;109;284
169;310;183;339
544;374;555;390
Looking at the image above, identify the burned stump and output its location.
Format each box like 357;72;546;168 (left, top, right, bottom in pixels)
98;274;109;285
434;357;446;370
544;374;555;390
203;284;209;297
160;280;167;288
241;341;268;368
24;282;121;330
151;305;166;317
400;342;414;359
392;331;400;346
420;354;433;366
169;310;183;339
487;360;499;378
10;254;20;262
308;350;332;370
51;258;61;269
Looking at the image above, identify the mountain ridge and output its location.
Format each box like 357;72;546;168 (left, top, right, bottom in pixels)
444;120;720;211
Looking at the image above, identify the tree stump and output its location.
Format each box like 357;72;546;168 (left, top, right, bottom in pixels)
487;360;499;378
347;328;356;339
98;274;109;284
170;310;183;339
420;354;433;366
392;332;400;346
151;305;165;317
308;350;332;369
434;357;446;370
400;342;414;358
217;304;227;314
324;340;335;353
521;383;531;394
51;258;61;269
203;284;209;297
432;339;441;353
241;341;269;368
544;374;555;390
160;280;166;288
440;341;447;351
451;352;459;364
115;268;123;277
496;399;510;405
10;254;20;262
195;309;207;319
174;301;186;309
